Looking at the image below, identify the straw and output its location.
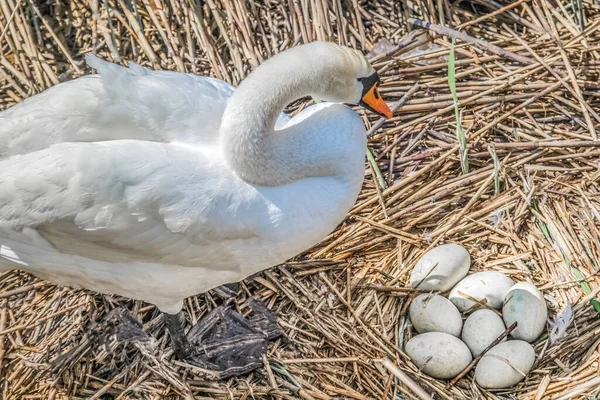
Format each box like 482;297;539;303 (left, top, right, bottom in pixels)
2;0;600;398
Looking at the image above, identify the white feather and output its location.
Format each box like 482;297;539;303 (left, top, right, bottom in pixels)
0;42;372;313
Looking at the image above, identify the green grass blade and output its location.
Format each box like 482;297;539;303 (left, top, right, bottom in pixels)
367;146;387;190
269;362;302;388
448;38;469;174
531;197;600;312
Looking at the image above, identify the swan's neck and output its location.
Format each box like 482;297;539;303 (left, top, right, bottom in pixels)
219;48;348;187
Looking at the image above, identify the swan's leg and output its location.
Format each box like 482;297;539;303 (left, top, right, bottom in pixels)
164;281;240;359
164;311;193;359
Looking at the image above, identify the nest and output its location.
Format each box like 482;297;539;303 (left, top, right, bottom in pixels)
2;0;600;398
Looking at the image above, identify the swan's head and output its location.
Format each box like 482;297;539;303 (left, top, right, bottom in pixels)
237;41;393;120
308;42;393;119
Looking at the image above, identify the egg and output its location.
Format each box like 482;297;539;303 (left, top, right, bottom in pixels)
461;309;506;356
409;244;471;291
503;282;547;342
449;271;514;311
475;341;535;388
405;332;472;379
409;294;462;337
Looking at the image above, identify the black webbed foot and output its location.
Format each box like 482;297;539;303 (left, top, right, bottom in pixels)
246;298;281;340
51;307;148;374
107;307;148;342
165;298;282;378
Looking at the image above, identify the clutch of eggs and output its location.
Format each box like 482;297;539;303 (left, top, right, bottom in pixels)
405;244;546;389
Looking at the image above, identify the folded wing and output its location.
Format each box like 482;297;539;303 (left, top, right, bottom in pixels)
0;141;268;270
0;55;236;157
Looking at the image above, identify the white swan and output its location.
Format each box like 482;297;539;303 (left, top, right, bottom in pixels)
0;41;391;363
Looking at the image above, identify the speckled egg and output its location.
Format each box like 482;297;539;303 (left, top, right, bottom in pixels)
409;244;471;292
503;282;547;342
449;271;515;311
475;340;535;388
461;309;506;356
405;332;473;379
409;294;462;337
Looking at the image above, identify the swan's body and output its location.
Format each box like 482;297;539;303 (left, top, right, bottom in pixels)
0;42;390;315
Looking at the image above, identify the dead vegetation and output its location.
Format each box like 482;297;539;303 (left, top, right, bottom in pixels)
2;0;600;398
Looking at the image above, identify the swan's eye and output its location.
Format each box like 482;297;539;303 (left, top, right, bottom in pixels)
358;71;380;97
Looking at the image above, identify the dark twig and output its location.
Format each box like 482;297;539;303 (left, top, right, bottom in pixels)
407;18;535;65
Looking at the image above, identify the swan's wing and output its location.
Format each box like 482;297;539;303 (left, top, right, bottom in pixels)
0;56;236;156
0;141;267;269
0;54;291;157
83;56;290;131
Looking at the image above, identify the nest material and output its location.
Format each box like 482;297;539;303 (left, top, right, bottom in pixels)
2;0;600;399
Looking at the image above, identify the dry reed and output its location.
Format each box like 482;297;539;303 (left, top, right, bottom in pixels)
2;0;600;399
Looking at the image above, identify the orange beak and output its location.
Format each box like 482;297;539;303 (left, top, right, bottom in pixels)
360;85;393;119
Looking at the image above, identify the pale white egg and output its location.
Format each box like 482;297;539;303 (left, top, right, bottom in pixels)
409;244;471;292
409;293;462;337
449;271;514;311
475;340;535;388
503;282;547;342
461;309;506;356
405;332;472;379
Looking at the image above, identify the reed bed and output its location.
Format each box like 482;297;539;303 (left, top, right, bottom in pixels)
2;0;600;398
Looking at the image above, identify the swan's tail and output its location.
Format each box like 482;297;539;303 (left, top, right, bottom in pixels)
85;53;149;77
84;53;153;101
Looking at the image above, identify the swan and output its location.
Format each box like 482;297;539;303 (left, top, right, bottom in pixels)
0;41;392;368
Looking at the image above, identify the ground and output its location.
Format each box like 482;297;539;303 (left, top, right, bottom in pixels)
1;0;600;399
